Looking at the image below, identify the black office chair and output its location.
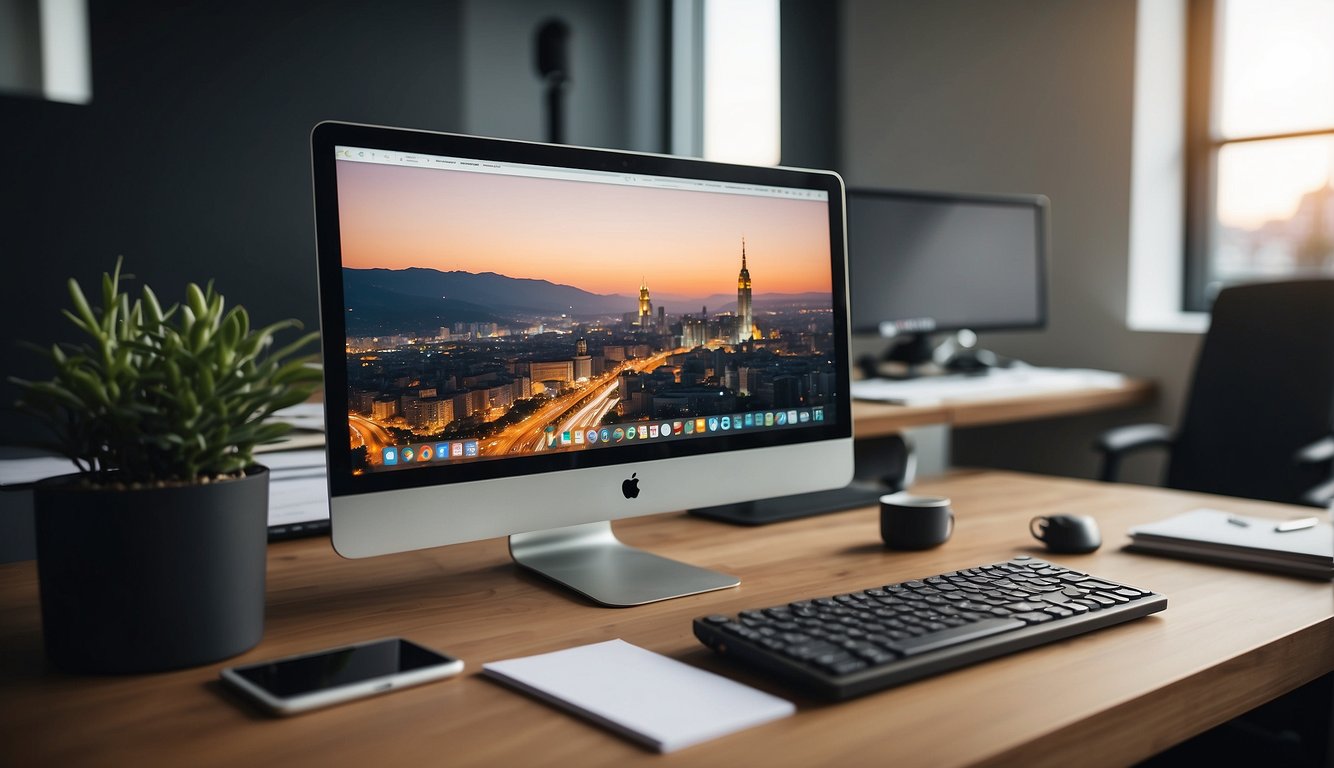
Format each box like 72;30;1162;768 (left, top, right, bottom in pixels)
1095;279;1334;508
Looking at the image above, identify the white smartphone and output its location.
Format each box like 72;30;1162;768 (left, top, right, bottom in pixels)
220;637;463;715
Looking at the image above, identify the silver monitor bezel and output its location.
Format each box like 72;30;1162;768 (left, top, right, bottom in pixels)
311;121;854;560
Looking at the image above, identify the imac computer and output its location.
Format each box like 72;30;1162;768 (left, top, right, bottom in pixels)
310;122;853;607
847;189;1049;378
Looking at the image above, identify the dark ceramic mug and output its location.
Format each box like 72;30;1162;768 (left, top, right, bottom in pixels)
880;492;954;550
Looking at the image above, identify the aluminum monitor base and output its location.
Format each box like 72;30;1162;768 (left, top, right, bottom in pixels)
509;521;739;607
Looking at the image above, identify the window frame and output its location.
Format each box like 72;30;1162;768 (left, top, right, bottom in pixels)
1183;0;1334;311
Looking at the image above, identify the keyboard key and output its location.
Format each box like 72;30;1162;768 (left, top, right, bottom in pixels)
884;618;1025;656
824;658;869;675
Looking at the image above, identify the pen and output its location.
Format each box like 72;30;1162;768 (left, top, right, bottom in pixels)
1274;517;1318;533
1226;515;1249;527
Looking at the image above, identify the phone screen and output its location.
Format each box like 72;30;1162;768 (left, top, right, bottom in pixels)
231;639;453;698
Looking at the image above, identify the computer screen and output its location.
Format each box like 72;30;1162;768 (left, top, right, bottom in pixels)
847;189;1048;338
310;122;853;605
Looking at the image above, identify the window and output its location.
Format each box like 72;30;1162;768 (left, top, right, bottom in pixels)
0;0;91;105
1185;0;1334;310
671;0;781;165
702;0;780;165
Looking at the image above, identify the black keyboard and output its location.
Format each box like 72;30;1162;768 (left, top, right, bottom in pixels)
693;555;1166;700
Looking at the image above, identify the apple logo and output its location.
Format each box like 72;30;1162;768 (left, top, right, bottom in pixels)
621;472;641;499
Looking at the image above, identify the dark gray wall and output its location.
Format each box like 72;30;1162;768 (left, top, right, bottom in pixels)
1;1;465;438
462;0;629;147
840;0;1202;484
780;0;840;170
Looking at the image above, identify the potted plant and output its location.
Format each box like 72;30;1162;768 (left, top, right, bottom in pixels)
10;259;321;673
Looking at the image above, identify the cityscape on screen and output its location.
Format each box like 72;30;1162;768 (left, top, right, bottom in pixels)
336;158;838;474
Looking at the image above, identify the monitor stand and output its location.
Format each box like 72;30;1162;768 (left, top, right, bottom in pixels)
690;435;916;525
509;521;739;607
855;333;941;379
858;330;1002;380
689;481;890;525
881;333;938;379
936;329;1001;374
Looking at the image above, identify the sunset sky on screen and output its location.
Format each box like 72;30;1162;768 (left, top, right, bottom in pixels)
335;160;833;298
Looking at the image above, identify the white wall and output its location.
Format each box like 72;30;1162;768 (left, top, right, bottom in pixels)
840;0;1202;482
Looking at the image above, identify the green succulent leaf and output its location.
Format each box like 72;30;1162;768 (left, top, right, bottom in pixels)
67;280;98;334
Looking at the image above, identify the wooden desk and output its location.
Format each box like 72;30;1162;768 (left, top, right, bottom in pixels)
1;470;1328;767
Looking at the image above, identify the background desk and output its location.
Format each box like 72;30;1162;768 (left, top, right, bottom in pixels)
852;376;1156;437
1;470;1329;767
851;376;1156;479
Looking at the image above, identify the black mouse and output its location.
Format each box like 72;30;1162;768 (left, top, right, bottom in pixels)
1030;514;1101;554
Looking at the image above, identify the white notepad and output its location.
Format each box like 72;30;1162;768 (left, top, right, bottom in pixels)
482;639;795;753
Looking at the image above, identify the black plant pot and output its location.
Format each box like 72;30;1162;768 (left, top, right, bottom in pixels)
33;466;269;674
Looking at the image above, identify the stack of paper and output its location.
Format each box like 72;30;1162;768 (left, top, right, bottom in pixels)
1127;508;1333;580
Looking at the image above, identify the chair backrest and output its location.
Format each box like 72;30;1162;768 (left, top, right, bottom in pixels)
1167;279;1334;505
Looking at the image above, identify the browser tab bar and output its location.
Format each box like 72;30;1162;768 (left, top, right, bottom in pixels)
333;145;827;202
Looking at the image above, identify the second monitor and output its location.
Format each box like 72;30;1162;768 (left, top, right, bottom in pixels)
848;189;1049;377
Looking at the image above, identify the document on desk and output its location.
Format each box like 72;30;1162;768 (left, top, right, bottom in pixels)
262;449;331;532
1127;508;1333;579
851;367;1126;405
482;639;794;753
